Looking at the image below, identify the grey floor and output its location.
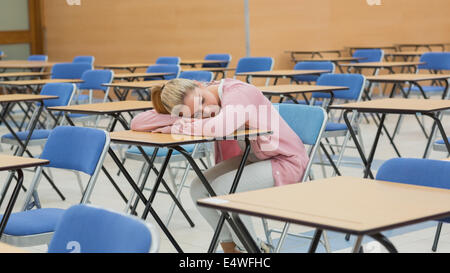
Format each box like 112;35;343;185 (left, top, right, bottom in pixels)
0;102;449;253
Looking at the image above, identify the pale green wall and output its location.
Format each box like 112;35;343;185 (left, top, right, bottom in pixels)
0;0;30;60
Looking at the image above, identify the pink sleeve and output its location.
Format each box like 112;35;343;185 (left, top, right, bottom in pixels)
130;110;181;132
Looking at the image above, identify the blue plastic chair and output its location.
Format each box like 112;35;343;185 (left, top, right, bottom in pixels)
76;69;114;103
51;63;93;80
202;54;232;68
235;57;274;74
1;83;76;147
48;205;159;253
0;126;110;247
265;104;329;252
292;61;335;84
405;52;450;99
28;55;48;62
155;57;180;65
179;71;214;82
0;51;5;59
376;158;450;252
73;56;95;65
145;64;180;80
352;49;384;63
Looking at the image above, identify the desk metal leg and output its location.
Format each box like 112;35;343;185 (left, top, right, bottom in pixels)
108;148;184;253
308;229;323;253
173;139;253;253
231;213;261;253
369;233;398;253
423;112;450;156
0;169;24;238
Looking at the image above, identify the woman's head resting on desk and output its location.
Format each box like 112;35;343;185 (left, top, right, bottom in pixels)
151;78;221;119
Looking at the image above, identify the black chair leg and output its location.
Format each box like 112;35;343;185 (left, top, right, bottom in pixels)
432;222;443;252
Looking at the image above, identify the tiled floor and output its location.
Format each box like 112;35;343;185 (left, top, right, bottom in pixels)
0;104;449;253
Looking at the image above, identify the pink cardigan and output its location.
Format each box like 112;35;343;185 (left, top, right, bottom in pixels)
130;79;309;187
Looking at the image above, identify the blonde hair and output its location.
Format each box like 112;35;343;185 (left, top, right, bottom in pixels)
151;78;198;114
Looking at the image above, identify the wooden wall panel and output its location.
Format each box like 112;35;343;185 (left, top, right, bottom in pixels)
43;0;450;70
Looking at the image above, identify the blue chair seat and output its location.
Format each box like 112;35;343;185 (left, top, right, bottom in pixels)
127;144;196;157
407;86;446;93
3;208;65;236
325;123;348;131
435;138;450;145
76;94;90;101
2;129;52;141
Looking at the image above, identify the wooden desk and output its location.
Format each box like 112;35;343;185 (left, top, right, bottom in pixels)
236;70;330;85
258;84;349;104
180;59;228;68
113;72;174;81
396;43;448;52
108;129;272;253
198;176;450;253
293;57;366;73
330;99;450;178
384;51;427;62
0;79;82;95
103;80;168;101
339;61;424;74
0;242;27;253
0;155;49;238
285;49;342;62
346;45;398;55
48;101;153;115
96;63;153;73
0;61;55;72
0;72;51;81
366;73;450;99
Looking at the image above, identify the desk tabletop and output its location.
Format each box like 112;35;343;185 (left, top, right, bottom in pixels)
346;45;397;50
113;72;173;80
180;60;228;65
340;61;424;68
384;51;427;57
198;176;450;235
295;57;365;62
329;98;450;113
285;49;342;54
0;79;82;86
0;242;27;253
110;129;272;147
0;94;58;103
0;72;51;78
104;80;168;89
258;84;349;95
48;101;153;114
396;42;448;47
0;155;49;171
182;67;236;72
236;70;330;77
0;60;56;69
96;63;153;69
366;73;450;83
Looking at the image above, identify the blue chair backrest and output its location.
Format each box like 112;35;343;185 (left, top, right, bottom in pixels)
377;158;450;190
313;73;365;101
48;205;155;253
40;126;107;176
73;56;95;65
40;83;75;108
419;52;450;71
146;64;180;80
179;71;213;82
203;54;232;68
79;69;114;92
51;63;93;80
293;61;335;83
155;57;180;65
235;57;274;74
352;49;384;63
273;104;326;146
28;55;48;62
